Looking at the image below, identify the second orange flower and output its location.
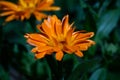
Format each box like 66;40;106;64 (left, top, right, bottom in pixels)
0;0;60;22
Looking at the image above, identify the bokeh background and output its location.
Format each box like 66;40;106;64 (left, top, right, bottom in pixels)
0;0;120;80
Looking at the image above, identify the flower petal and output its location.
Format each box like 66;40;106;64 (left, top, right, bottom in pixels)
0;1;19;11
0;11;15;16
27;38;46;46
19;0;27;8
55;51;64;61
5;15;15;22
37;46;52;52
77;32;94;39
37;7;60;11
33;11;47;21
75;50;83;57
25;33;48;43
35;52;46;59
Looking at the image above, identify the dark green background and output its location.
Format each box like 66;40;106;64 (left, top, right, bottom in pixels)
0;0;120;80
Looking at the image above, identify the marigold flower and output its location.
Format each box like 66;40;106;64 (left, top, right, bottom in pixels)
0;0;60;22
25;15;95;61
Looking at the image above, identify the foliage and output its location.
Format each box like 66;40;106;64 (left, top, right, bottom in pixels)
0;0;120;80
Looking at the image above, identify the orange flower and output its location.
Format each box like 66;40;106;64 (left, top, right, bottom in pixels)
25;15;95;61
0;0;60;22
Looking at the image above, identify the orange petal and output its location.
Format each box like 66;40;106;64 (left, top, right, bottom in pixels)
48;15;61;37
75;50;83;57
49;15;61;26
0;11;15;16
24;11;31;19
76;40;95;48
66;28;74;43
37;46;52;52
37;0;54;6
0;1;19;11
20;15;25;21
54;20;62;36
79;44;88;51
35;52;46;59
5;15;15;22
33;11;47;21
77;32;94;39
31;47;38;53
73;33;95;45
19;0;27;7
34;0;39;4
41;20;52;35
64;45;73;53
25;33;48;43
27;38;46;46
87;40;95;45
37;7;60;11
31;46;52;53
36;24;42;31
62;15;70;34
55;51;64;61
31;46;53;53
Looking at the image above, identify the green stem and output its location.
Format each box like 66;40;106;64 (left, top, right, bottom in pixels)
57;61;64;80
46;55;64;80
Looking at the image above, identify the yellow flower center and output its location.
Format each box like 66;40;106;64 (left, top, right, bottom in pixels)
19;0;36;12
47;35;66;51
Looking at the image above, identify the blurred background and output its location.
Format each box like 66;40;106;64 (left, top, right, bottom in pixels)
0;0;120;80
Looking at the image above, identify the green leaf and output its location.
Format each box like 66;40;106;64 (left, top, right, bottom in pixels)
31;60;52;80
67;59;100;80
106;43;118;55
2;21;27;46
79;72;88;80
0;65;10;80
3;21;26;34
63;54;79;79
98;0;112;16
96;9;120;42
107;71;120;80
89;68;107;80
